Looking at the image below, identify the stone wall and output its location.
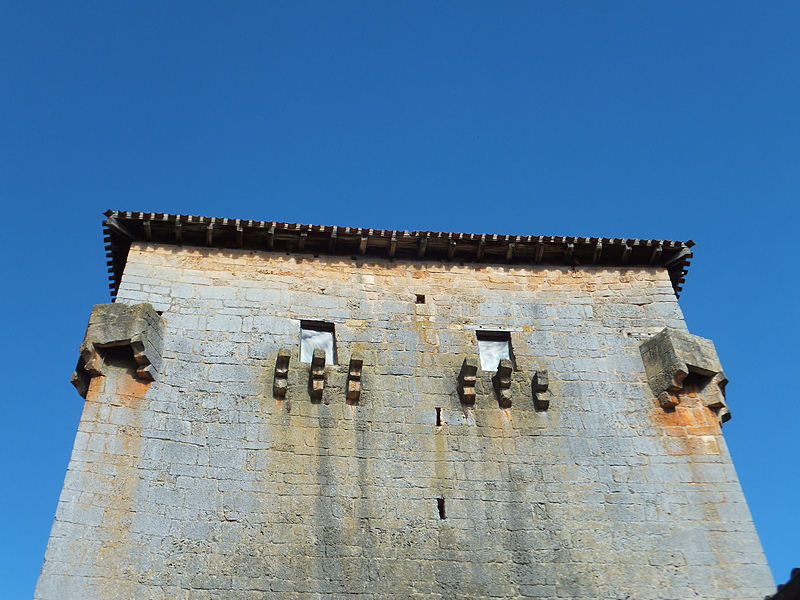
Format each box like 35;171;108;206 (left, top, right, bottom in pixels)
36;242;773;599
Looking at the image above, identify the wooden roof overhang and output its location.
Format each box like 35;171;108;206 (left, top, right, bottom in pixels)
103;210;694;300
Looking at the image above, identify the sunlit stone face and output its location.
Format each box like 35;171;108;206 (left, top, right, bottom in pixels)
300;326;335;364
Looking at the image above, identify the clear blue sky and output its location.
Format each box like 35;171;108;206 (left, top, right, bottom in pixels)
2;2;798;597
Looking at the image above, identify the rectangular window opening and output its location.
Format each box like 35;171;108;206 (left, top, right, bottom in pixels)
300;320;336;364
437;498;446;520
415;294;426;304
476;330;511;371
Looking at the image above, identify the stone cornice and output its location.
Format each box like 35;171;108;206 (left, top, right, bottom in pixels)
103;210;694;299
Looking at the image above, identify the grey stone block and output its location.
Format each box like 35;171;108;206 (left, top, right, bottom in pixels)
71;302;164;396
640;327;730;421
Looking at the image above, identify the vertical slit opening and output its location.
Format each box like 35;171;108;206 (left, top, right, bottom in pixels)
435;407;442;427
437;498;446;520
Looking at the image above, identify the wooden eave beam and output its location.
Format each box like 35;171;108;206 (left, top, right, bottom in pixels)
621;242;632;264
535;243;544;263
329;226;338;253
592;241;602;264
661;247;692;269
476;235;486;261
105;217;135;241
649;243;663;265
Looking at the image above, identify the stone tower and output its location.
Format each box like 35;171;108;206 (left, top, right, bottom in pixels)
36;211;773;599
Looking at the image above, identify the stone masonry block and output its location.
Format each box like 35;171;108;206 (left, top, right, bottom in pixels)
640;327;730;422
71;302;164;398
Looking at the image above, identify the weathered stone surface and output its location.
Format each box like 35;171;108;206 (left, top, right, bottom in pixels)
309;347;327;401
346;357;363;405
532;369;549;410
640;327;730;421
272;348;290;399
492;358;513;408
458;357;479;405
37;243;773;599
70;302;163;397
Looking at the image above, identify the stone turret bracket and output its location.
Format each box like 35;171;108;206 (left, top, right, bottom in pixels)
532;369;550;410
492;359;513;408
640;327;731;423
346;358;363;405
273;348;291;399
70;302;164;399
309;348;327;402
458;357;479;405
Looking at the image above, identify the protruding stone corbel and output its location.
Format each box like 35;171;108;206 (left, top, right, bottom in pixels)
640;327;731;423
71;302;163;398
346;358;363;405
532;369;550;410
493;359;513;408
273;349;291;399
701;372;730;423
458;357;479;405
309;348;326;401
